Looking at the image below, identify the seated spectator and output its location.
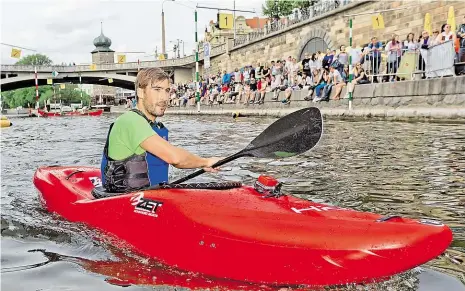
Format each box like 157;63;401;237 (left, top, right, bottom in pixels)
345;62;370;99
257;77;268;104
271;78;289;100
313;70;330;102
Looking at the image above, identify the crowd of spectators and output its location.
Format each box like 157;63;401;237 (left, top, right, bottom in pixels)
167;19;465;107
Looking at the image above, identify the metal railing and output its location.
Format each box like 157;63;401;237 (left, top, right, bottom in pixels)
234;0;354;47
1;43;227;73
361;41;457;83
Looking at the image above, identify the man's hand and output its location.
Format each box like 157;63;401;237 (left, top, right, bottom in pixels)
203;157;224;173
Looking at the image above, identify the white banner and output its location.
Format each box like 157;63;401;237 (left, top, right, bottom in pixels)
423;40;456;78
204;42;211;69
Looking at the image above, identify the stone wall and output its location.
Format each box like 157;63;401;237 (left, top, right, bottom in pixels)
91;52;117;101
210;0;465;72
166;76;465;121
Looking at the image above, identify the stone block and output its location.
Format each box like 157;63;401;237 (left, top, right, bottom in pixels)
399;96;413;106
456;94;465;105
353;83;374;98
443;95;457;105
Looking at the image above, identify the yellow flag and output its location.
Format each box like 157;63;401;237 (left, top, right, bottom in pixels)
60;84;66;89
158;54;166;60
11;48;21;59
108;78;113;84
218;13;234;29
447;6;456;32
47;79;53;85
372;14;385;30
424;13;432;36
117;54;126;64
90;64;97;70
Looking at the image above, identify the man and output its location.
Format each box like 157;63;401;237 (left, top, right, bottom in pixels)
367;37;382;82
457;15;465;74
101;68;222;193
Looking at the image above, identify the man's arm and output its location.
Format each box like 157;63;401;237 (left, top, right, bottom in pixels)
140;134;211;169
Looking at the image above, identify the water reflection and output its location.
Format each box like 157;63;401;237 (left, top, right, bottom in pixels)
1;115;464;289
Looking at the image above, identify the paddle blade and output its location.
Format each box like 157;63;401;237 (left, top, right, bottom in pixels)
243;107;322;158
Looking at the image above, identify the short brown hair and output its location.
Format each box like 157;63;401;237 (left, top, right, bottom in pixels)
135;68;169;99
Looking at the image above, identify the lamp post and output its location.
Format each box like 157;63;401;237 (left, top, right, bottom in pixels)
161;0;174;57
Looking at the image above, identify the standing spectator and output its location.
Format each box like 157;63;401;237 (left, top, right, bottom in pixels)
436;23;457;44
457;15;465;74
404;33;418;52
418;31;432;77
368;37;383;82
385;34;402;82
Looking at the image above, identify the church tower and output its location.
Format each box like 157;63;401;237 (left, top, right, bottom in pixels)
91;23;116;105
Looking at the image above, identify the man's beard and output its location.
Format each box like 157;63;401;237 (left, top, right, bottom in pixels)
143;98;161;117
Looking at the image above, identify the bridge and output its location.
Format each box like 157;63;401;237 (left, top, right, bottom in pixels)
1;43;227;91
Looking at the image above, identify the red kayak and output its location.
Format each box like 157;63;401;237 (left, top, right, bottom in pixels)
37;109;103;117
33;166;453;287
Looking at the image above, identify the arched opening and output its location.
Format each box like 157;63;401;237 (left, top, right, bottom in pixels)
299;37;328;60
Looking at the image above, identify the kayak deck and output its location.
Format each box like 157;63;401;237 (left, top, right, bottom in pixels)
33;166;453;286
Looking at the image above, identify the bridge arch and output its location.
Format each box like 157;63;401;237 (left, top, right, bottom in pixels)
1;72;136;91
297;27;334;60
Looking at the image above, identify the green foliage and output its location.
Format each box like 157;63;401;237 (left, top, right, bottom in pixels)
262;0;320;19
1;53;90;109
15;53;53;66
262;0;295;20
2;85;91;108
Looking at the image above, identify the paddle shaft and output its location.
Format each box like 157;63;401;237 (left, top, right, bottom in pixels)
170;152;244;185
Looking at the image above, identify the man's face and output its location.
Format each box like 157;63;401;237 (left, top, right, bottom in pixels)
140;79;170;118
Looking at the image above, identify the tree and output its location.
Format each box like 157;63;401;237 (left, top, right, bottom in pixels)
262;0;294;20
15;53;53;66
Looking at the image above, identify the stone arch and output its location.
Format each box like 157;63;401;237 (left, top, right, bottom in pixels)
297;27;335;60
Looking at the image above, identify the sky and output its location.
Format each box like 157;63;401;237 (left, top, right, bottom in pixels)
0;0;264;65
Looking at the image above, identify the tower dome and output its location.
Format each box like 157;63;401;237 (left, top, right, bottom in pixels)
92;22;114;53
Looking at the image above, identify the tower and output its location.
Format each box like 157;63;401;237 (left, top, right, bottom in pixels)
91;22;116;105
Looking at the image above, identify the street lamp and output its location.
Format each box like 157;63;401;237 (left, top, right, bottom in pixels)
161;0;175;57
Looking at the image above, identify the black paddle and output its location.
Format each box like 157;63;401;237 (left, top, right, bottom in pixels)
163;107;323;186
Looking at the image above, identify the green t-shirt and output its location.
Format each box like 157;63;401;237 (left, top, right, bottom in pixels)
108;111;155;160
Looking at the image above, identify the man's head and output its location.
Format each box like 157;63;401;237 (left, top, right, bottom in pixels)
135;68;170;119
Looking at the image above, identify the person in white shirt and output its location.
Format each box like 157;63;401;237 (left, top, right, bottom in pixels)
404;33;418;52
348;41;362;66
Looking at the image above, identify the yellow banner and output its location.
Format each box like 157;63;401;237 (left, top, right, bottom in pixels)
11;48;21;59
158;54;165;60
117;54;126;64
90;64;97;70
447;6;456;32
60;84;66;89
397;52;417;81
371;14;385;30
424;13;432;36
47;79;53;85
108;78;113;84
218;13;234;29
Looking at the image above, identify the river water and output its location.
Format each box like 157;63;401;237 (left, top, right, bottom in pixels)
1;113;464;290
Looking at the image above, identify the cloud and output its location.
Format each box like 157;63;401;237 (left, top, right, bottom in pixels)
1;0;264;66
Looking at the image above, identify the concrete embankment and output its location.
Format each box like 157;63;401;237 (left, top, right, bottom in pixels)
163;76;465;122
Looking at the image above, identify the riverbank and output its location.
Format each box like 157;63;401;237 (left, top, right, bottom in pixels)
162;76;465;122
